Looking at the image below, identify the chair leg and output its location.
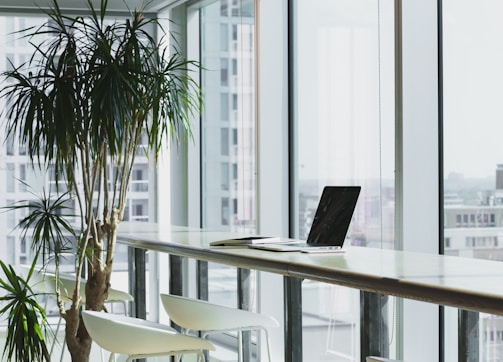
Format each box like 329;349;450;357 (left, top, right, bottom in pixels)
197;350;205;362
50;315;62;357
263;328;273;362
201;332;210;362
237;331;243;362
59;319;66;362
120;300;128;315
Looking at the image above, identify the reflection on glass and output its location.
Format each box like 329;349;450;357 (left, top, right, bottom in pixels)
200;0;257;320
443;1;503;360
201;0;256;234
0;15;148;281
294;0;395;360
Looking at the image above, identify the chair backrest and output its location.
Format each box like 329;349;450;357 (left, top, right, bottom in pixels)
18;265;132;304
17;265;52;293
160;294;279;331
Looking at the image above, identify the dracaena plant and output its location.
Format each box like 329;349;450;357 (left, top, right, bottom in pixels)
0;256;50;362
0;0;200;360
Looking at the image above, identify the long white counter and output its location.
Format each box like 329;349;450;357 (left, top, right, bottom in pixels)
117;222;503;316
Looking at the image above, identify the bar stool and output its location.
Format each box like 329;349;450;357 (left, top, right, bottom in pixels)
82;310;215;362
52;273;133;360
160;293;279;362
19;266;133;360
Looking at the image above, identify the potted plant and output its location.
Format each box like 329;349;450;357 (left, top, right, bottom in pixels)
0;0;200;360
0;257;50;362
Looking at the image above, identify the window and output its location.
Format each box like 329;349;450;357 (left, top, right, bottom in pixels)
201;0;256;233
231;93;238;111
293;0;395;359
6;163;15;192
19;164;26;191
48;164;69;193
6;199;15;229
220;128;229;156
123;203;130;222
0;15;152;288
6;136;14;155
221;197;229;225
221;93;229;121
220;24;228;51
232;163;237;180
220;58;229;86
199;2;259;357
133;203;143;216
443;1;503;360
221;163;229;190
231;24;237;42
6;236;15;265
220;0;228;17
131;165;148;192
232;128;238;145
231;58;237;76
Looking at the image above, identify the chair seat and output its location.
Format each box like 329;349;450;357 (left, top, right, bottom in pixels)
160;293;279;332
82;310;215;357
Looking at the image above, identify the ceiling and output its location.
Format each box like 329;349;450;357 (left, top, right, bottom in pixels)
0;0;178;14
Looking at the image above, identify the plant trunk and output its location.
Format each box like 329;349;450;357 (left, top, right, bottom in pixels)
63;255;111;361
64;308;92;362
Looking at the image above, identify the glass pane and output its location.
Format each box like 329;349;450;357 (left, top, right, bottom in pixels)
0;14;148;296
293;0;395;360
201;0;256;234
199;2;258;358
200;0;257;309
443;1;503;360
6;163;15;192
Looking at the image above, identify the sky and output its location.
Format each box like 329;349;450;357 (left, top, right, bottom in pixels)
296;0;503;180
442;0;503;179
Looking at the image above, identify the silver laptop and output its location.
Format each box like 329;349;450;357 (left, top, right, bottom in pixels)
250;186;361;252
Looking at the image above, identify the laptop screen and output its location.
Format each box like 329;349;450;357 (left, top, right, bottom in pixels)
306;186;361;247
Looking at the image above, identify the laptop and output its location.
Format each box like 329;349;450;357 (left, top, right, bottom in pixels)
250;186;361;252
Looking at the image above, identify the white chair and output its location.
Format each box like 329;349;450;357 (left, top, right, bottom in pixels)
25;269;133;309
82;310;215;362
50;272;133;359
19;266;133;360
160;293;279;362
